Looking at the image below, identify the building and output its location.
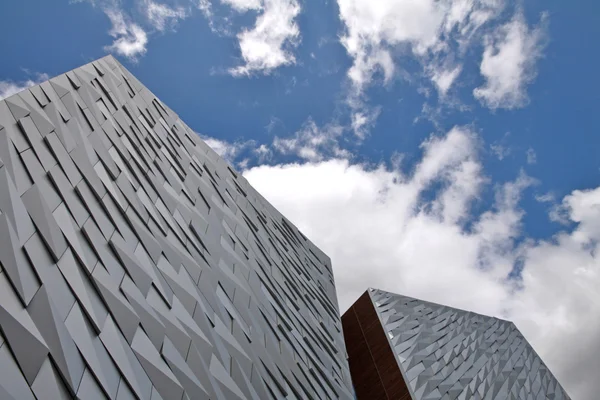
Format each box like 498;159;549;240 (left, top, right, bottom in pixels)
342;289;571;400
0;55;354;399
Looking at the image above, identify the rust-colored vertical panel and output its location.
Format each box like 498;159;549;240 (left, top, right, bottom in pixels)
342;302;388;399
342;291;412;400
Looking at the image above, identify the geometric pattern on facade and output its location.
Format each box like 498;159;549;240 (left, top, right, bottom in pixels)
0;55;354;400
368;289;570;400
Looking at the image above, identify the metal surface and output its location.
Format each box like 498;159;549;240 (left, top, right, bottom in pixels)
0;55;353;400
355;289;571;400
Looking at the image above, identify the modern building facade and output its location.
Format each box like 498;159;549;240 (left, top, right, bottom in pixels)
0;55;354;399
342;289;571;400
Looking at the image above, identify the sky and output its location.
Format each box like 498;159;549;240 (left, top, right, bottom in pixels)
0;0;599;398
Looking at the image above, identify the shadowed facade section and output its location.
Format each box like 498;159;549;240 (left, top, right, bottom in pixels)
342;291;412;400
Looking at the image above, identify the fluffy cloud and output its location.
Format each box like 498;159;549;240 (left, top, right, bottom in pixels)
202;135;272;169
336;0;549;118
144;0;188;31
204;118;349;164
535;192;554;203
104;7;149;59
337;0;504;95
202;136;251;161
511;187;600;400
273;118;349;161
474;12;548;109
227;0;301;76
334;0;514;138
194;0;212;17
0;73;49;101
221;0;261;12
243;126;599;398
76;0;188;60
430;65;462;97
350;107;380;139
245;127;509;312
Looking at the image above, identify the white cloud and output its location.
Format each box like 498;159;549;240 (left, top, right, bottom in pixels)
194;0;235;35
203;135;271;168
273;118;349;162
227;0;301;76
221;0;261;12
203;136;248;161
431;65;462;97
474;12;547;109
350;107;380;140
337;0;504;94
75;1;191;57
104;7;149;60
338;0;439;91
0;73;49;101
144;0;188;31
563;188;600;242
194;0;212;17
72;0;149;59
335;1;549;138
244;126;599;398
490;142;510;160
527;147;537;164
245;127;512;312
254;143;272;161
511;187;600;400
202;118;350;165
335;0;512;138
535;191;554;203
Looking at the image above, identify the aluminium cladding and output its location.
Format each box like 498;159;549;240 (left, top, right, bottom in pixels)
368;289;571;400
0;55;354;400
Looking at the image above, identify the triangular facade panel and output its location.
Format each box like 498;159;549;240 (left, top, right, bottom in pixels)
0;55;354;400
342;289;571;400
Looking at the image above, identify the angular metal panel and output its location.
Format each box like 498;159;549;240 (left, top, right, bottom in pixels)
0;55;353;400
344;289;571;400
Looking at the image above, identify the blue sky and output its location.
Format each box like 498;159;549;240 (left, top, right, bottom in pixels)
1;0;599;398
2;0;598;240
